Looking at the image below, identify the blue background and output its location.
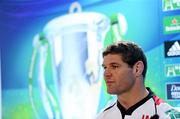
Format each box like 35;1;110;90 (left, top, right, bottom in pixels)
1;0;180;118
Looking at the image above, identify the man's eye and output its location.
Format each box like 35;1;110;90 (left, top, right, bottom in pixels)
102;66;106;69
112;65;119;69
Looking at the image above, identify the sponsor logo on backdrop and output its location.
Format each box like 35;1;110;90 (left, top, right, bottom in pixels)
163;0;180;11
163;15;180;34
166;83;180;100
164;40;180;57
165;64;180;77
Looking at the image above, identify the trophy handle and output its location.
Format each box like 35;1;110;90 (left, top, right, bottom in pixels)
28;33;60;119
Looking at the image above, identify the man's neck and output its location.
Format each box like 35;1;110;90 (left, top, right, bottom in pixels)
117;86;149;110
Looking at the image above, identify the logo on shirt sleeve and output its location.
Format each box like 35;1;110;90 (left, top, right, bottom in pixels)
165;109;180;118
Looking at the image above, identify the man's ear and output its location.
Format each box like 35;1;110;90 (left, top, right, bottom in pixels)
133;61;144;77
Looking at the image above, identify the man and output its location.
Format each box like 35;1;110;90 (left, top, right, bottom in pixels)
96;41;180;119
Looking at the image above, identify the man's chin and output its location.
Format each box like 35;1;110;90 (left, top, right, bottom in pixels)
107;90;114;94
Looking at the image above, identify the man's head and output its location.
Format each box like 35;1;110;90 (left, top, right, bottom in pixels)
103;41;147;78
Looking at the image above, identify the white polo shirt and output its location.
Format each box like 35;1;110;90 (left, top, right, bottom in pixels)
96;88;180;119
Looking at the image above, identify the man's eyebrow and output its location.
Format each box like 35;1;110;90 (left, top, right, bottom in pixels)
110;62;120;65
102;62;120;67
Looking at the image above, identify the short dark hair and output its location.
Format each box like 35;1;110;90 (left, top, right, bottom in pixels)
103;41;147;78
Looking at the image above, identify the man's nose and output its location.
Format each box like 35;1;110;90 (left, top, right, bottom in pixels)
104;69;112;78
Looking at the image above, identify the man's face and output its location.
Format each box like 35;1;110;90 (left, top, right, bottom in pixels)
102;54;136;95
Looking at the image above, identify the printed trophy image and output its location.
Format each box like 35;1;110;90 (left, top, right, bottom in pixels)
28;2;110;119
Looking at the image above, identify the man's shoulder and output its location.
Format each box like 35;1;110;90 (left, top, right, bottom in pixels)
156;100;180;118
104;101;116;111
95;101;118;119
100;101;117;113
